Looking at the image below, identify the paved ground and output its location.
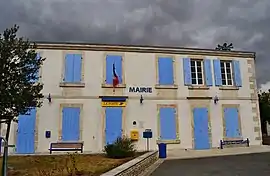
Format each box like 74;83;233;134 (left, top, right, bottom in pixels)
151;152;270;176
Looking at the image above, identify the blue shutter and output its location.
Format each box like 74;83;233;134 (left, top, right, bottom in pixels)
204;59;213;86
29;53;40;83
183;58;191;85
158;57;174;85
72;107;80;140
105;56;113;84
35;53;40;82
115;56;122;84
73;54;82;82
106;55;122;84
62;107;80;141
232;60;242;87
64;54;74;82
160;107;176;140
62;108;69;140
213;59;222;86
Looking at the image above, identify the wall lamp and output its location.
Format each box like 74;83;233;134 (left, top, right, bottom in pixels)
213;95;219;104
140;95;144;104
47;93;52;103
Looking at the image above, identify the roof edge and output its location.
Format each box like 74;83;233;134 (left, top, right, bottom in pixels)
32;41;256;58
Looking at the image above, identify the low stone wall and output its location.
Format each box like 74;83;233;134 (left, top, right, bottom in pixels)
101;151;158;176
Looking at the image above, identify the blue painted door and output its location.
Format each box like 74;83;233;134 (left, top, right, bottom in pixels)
105;107;122;144
193;108;210;150
62;107;80;141
224;107;240;138
159;107;177;140
16;108;36;154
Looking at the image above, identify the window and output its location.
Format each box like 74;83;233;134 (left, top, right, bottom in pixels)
223;106;241;138
220;61;233;86
213;59;241;87
62;107;80;141
63;53;82;83
183;58;212;86
190;60;204;85
157;57;174;86
105;55;123;86
157;104;180;144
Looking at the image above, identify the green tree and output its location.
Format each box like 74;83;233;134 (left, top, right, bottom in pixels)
258;90;270;134
0;25;45;143
215;43;234;51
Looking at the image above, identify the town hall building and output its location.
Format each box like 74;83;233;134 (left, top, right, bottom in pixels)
1;42;262;154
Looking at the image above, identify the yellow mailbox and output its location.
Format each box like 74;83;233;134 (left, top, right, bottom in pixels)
130;129;139;141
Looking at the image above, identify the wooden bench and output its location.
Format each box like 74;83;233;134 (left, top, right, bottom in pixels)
219;138;250;149
49;142;83;154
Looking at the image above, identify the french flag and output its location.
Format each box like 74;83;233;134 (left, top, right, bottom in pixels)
113;63;119;89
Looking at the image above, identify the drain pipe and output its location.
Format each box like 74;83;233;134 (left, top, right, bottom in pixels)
1;137;8;176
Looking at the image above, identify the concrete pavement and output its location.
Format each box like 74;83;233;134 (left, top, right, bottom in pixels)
150;152;270;176
142;146;270;176
166;145;270;160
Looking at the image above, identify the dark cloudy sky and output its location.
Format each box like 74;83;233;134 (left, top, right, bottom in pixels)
1;0;270;88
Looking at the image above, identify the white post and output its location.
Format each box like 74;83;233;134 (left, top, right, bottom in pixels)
267;122;270;136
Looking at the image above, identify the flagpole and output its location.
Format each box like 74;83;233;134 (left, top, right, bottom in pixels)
112;62;118;94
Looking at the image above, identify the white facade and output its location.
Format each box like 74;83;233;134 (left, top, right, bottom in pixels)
2;43;262;154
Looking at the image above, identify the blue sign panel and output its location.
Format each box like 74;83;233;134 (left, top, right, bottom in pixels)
143;129;153;138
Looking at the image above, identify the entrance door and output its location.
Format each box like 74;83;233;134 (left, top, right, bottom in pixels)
224;107;240;138
105;107;122;144
193;107;210;150
16;108;36;154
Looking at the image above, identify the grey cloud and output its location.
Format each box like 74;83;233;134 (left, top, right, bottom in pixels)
0;0;270;85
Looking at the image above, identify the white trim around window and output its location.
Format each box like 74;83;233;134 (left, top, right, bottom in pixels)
190;59;204;85
220;61;233;86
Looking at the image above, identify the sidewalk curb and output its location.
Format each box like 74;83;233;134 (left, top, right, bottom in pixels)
166;148;270;160
101;151;158;176
139;159;164;176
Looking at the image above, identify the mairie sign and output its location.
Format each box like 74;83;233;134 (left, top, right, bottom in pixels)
129;86;152;93
101;101;126;107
